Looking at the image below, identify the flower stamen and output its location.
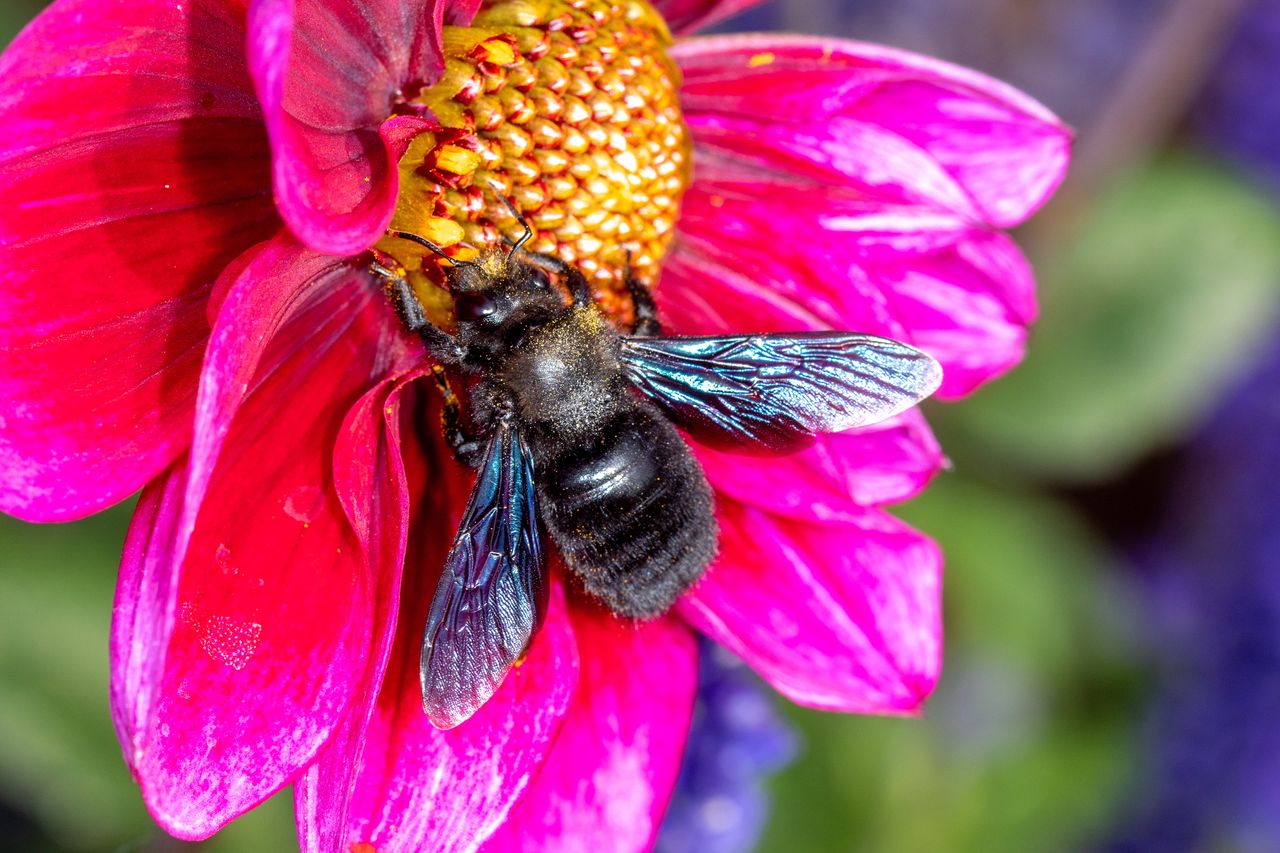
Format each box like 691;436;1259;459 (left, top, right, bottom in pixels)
381;0;691;328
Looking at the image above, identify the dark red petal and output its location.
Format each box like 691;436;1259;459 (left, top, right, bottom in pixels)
480;606;698;853
111;261;414;838
299;413;578;852
179;236;346;572
0;0;277;521
334;579;579;852
651;0;768;34
294;368;421;853
247;0;481;254
680;500;943;714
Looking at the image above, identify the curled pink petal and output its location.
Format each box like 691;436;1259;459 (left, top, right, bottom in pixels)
247;0;480;254
110;269;410;839
0;0;276;521
295;368;423;853
481;605;698;853
666;173;1038;396
338;569;579;853
652;0;768;34
863;228;1036;398
681;500;943;714
694;409;943;519
674;34;1071;229
179;234;357;585
111;461;192;767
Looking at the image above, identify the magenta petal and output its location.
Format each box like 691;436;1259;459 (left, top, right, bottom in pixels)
247;0;479;254
481;606;698;853
694;409;942;519
655;242;946;507
674;34;1071;228
294;369;421;853
179;246;423;845
680;500;942;714
110;268;411;838
666;174;1038;396
651;0;768;34
337;579;579;853
111;461;193;760
0;0;276;521
863;228;1036;398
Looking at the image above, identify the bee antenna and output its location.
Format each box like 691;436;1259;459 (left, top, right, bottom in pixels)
387;230;475;268
496;195;533;259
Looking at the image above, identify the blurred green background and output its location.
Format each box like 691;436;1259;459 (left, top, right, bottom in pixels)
5;1;1280;851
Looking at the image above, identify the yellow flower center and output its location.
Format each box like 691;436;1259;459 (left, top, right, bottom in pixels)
380;0;691;328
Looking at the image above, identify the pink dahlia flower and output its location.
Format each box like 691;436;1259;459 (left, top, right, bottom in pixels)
0;0;1069;849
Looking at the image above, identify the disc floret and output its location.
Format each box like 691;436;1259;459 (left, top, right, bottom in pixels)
382;0;691;327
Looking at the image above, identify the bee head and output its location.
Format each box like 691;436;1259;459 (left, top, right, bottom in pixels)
447;250;564;346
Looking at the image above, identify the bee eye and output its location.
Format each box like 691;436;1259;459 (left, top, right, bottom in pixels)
455;292;497;323
527;267;551;290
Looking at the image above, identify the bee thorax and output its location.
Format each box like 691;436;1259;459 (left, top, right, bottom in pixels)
501;308;622;436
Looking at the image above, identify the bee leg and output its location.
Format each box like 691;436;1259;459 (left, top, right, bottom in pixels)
561;263;594;309
625;254;661;337
430;365;484;468
369;257;467;365
523;250;594;308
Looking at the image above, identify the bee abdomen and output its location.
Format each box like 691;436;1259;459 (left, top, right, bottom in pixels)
535;407;717;618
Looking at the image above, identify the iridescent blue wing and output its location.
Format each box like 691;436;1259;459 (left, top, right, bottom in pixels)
620;332;943;453
420;422;546;729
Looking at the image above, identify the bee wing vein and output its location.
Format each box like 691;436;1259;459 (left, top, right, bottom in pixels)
620;332;943;452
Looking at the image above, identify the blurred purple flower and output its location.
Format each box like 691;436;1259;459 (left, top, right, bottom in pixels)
655;642;798;853
1102;336;1280;853
1196;0;1280;183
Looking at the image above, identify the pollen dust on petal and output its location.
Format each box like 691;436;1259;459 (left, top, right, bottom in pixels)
350;843;379;853
215;543;234;574
283;484;324;525
181;602;264;671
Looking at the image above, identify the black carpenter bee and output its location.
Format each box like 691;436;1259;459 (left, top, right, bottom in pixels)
371;216;942;729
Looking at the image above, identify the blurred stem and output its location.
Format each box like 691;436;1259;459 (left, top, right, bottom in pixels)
1025;0;1251;253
